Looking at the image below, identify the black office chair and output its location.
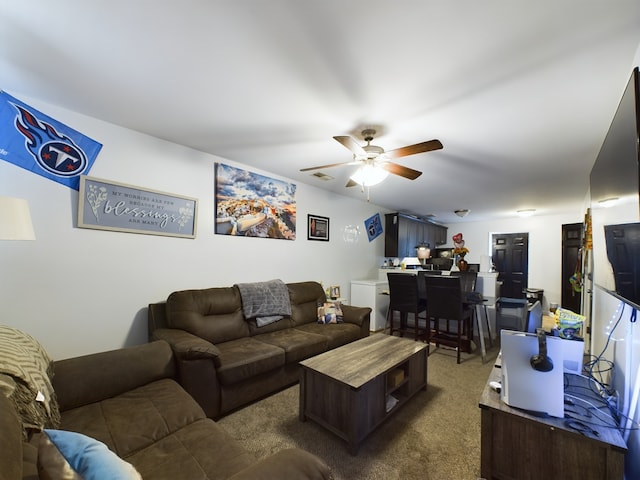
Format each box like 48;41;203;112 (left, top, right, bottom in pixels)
386;273;428;341
424;275;473;364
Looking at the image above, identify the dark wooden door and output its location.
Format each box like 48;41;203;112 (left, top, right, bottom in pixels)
562;223;583;313
492;233;529;298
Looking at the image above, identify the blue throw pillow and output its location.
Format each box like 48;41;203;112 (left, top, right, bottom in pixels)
38;429;142;480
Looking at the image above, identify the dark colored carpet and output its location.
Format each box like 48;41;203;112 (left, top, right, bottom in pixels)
217;341;498;480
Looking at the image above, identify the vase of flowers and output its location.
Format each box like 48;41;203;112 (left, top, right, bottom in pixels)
452;232;470;271
456;255;469;271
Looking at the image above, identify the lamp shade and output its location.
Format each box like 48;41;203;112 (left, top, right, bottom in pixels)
416;243;431;259
350;164;389;187
401;257;422;267
0;197;36;240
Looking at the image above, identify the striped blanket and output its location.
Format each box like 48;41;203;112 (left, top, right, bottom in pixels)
0;326;60;435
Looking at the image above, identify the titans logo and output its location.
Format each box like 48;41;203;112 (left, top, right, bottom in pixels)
12;104;88;177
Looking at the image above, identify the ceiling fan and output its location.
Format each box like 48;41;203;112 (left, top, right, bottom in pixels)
300;128;443;188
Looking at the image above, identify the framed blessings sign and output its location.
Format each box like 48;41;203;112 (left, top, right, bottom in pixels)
78;175;197;238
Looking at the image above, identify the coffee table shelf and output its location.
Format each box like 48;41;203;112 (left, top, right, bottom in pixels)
299;334;428;454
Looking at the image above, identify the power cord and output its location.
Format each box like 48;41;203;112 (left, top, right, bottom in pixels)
583;302;625;400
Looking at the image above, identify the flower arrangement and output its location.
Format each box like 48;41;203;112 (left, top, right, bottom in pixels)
452;232;469;258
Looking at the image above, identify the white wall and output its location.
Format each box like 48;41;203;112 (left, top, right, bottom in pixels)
443;212;584;309
0;97;385;359
0;96;597;362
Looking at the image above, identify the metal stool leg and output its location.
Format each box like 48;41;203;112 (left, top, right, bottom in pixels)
482;305;493;347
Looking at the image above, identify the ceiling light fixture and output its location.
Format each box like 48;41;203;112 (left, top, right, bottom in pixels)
517;209;536;217
454;209;470;217
598;197;619;208
349;164;389;187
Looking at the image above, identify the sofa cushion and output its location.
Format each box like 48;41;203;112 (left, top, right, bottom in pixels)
228;449;332;480
166;287;249;344
287;282;325;327
125;418;256;480
253;329;328;364
38;429;142;480
54;341;176;412
295;323;363;350
59;378;205;459
216;338;285;385
246;315;295;336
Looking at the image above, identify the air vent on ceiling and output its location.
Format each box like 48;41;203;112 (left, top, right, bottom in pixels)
311;172;334;181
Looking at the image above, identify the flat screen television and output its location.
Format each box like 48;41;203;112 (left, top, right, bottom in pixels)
589;67;640;213
604;222;640;308
590;67;640;307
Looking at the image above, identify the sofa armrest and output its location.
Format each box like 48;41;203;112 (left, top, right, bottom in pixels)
53;341;176;412
0;393;25;480
228;448;332;480
342;305;371;335
151;328;223;418
151;328;221;362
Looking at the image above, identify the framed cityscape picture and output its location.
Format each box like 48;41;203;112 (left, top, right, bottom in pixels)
215;163;296;240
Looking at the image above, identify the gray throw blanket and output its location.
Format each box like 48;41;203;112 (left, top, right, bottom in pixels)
235;279;291;327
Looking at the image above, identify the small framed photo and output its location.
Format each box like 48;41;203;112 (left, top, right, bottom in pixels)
330;285;341;299
308;214;329;241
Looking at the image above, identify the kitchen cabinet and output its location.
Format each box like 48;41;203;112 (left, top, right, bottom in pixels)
384;213;447;258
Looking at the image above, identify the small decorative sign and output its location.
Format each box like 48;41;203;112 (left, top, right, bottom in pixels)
78;175;197;238
365;212;383;242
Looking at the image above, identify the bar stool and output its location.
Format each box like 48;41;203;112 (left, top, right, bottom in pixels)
386;273;428;341
425;275;472;363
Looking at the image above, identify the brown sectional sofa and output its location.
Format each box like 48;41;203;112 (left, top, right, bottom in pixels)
148;281;371;419
1;339;332;480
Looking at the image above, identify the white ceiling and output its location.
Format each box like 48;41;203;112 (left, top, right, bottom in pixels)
1;1;639;224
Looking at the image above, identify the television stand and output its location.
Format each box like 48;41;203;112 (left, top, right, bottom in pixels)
478;360;627;479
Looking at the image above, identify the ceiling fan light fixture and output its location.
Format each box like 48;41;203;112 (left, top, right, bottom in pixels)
454;209;470;217
350;164;389;187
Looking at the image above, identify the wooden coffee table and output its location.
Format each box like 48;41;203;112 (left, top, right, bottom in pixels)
299;334;428;454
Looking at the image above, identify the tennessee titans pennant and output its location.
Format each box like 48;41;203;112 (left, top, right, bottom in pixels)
0;91;102;190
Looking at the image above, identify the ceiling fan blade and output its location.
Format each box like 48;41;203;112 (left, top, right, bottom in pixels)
333;135;366;155
382;162;423;180
300;161;357;172
384;139;443;159
345;179;358;188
